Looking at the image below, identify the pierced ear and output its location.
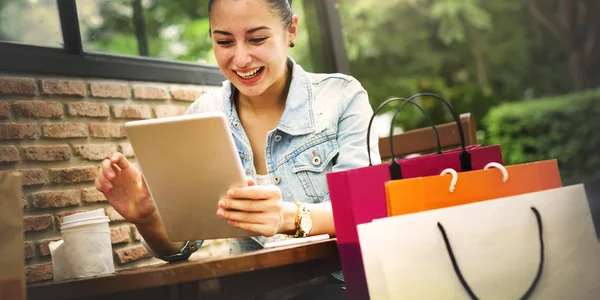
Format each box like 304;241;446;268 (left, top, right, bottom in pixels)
288;15;299;37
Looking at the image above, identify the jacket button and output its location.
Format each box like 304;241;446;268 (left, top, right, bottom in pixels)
273;176;281;185
233;122;240;128
312;156;322;166
274;135;282;142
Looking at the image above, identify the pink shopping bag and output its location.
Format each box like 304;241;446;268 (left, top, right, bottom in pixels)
327;93;504;300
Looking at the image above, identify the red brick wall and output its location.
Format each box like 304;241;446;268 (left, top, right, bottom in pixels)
0;75;229;284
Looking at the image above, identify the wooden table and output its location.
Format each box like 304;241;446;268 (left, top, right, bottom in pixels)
26;239;341;300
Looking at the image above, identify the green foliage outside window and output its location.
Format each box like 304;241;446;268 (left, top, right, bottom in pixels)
338;0;576;132
78;0;313;71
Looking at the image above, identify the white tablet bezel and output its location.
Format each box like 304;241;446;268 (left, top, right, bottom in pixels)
124;112;257;241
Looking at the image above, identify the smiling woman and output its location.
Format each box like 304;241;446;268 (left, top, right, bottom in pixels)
209;0;297;99
95;0;375;299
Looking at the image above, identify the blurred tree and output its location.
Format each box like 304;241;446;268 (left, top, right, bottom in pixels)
81;0;213;62
338;0;578;132
523;0;600;91
0;0;9;40
409;0;493;89
0;0;63;48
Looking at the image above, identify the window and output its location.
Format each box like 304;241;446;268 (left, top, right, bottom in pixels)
0;0;348;84
0;0;63;48
76;0;317;71
78;0;141;57
77;0;214;64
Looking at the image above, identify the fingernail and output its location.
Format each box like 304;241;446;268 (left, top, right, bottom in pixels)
217;209;224;217
107;172;115;179
227;190;234;196
104;183;112;190
218;200;224;208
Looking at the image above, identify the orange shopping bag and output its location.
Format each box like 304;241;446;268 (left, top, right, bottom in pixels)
386;159;562;216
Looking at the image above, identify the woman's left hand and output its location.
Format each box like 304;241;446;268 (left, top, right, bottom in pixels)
216;178;295;237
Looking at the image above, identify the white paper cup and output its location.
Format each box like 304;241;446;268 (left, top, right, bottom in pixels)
59;209;114;280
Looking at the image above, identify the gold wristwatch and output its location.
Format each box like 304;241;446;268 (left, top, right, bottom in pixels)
292;201;313;238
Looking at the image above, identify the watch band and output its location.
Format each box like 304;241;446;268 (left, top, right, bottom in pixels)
161;240;198;261
292;201;312;238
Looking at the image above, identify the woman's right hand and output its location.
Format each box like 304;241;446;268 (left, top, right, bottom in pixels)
95;153;156;225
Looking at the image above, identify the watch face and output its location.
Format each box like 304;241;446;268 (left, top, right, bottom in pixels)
300;213;313;232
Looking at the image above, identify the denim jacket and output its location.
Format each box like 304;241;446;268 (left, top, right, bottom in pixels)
142;58;381;280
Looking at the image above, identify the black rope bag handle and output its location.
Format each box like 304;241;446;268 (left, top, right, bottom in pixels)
437;207;545;300
366;97;442;166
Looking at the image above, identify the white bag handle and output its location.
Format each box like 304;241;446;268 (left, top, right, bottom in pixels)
440;168;458;192
440;162;509;193
484;162;509;183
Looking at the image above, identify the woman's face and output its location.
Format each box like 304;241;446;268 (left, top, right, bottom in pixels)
210;0;297;98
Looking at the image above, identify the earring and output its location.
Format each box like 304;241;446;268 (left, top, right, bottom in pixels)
289;42;295;48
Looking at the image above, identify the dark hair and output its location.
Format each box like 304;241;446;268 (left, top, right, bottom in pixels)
208;0;294;29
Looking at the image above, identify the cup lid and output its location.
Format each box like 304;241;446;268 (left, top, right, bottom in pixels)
61;216;110;230
61;209;110;230
62;209;106;224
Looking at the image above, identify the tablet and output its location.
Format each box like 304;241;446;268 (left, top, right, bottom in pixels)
124;112;257;241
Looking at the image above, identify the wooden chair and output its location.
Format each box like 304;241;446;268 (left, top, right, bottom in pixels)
378;113;478;160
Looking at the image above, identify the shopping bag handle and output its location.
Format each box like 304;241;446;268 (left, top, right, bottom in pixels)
366;97;442;166
388;93;472;179
437;207;545;300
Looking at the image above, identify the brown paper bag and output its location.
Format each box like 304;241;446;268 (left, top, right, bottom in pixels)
0;172;25;300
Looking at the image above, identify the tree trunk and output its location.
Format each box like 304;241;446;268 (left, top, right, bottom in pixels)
468;26;490;91
523;0;598;91
567;51;586;90
132;0;149;57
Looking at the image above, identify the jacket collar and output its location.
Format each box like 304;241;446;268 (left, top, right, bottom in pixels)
222;57;315;136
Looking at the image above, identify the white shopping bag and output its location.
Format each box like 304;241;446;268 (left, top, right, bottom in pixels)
358;184;600;300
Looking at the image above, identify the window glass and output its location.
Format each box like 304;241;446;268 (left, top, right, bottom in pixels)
0;0;63;48
77;0;315;70
77;0;140;57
